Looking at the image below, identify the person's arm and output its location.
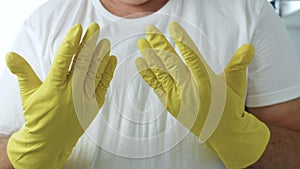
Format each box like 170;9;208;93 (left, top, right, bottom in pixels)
246;98;300;168
0;136;14;169
248;97;300;132
247;123;300;169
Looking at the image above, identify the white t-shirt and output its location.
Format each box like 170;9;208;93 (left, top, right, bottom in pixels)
1;0;300;168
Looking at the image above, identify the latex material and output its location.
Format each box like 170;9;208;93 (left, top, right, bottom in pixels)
6;23;117;169
136;22;270;169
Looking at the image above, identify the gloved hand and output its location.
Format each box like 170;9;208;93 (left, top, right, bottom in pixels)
6;23;117;169
135;22;270;169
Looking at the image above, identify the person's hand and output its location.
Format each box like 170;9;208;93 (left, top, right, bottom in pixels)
136;22;270;169
6;23;117;169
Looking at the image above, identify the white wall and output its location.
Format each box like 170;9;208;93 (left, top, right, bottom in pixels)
282;9;300;59
0;0;48;75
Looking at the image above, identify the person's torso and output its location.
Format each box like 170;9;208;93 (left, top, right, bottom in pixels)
16;0;266;168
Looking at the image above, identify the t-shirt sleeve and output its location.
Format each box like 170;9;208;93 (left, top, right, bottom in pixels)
0;21;43;135
246;1;300;107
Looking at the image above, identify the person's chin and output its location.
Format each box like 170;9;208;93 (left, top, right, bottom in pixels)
115;0;152;6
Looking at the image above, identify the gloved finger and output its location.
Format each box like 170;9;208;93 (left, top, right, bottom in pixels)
158;48;191;89
135;57;167;107
145;26;189;83
221;44;255;98
138;38;170;83
135;57;164;90
73;23;100;79
138;38;185;92
47;24;82;86
94;39;111;89
69;22;100;76
138;38;166;70
95;55;117;108
5;52;42;103
145;25;178;57
85;39;110;96
168;22;213;82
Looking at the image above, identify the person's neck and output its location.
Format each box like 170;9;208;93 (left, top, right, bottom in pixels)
100;0;169;18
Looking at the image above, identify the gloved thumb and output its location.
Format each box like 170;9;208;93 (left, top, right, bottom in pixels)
222;44;255;98
6;52;42;102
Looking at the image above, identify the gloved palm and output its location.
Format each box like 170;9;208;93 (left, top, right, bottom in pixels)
136;22;270;169
6;23;117;169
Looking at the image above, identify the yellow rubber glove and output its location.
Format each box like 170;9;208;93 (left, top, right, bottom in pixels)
135;22;270;169
6;23;117;169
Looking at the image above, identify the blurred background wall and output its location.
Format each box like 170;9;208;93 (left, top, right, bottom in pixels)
0;0;49;75
279;1;300;59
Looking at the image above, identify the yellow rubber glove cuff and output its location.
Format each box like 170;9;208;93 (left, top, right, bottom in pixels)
6;23;117;169
136;22;270;169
